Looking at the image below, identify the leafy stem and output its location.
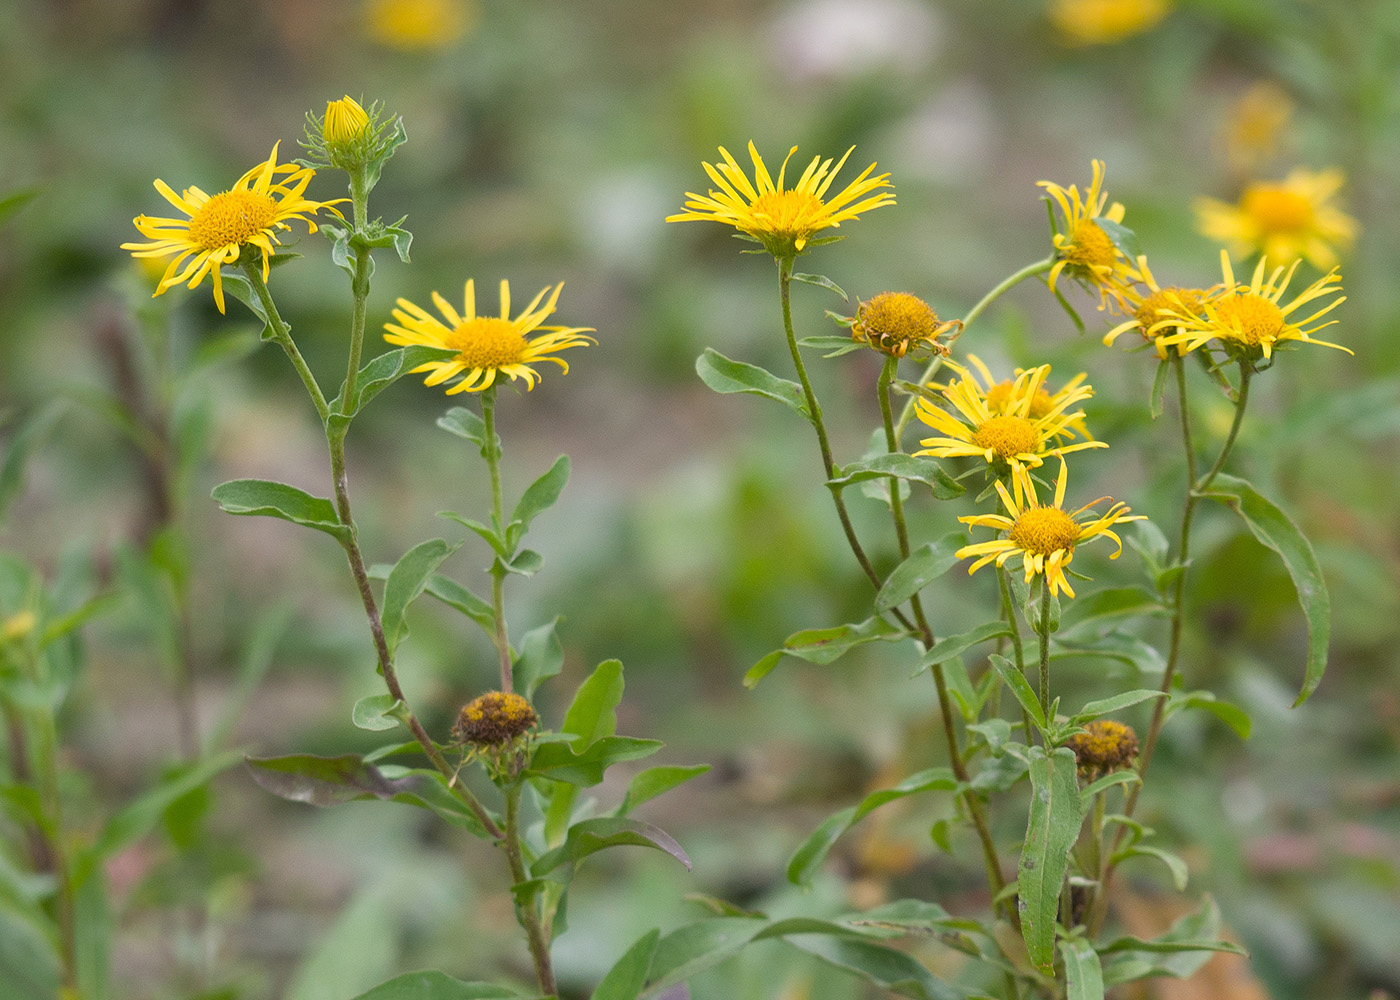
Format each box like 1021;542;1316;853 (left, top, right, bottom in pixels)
504;780;558;997
998;566;1034;741
480;387;515;693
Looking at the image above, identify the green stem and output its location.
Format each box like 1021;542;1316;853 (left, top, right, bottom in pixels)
1037;579;1053;725
894;257;1054;440
480;388;514;693
777;257;883;591
239;261;329;427
504;782;558;997
997;567;1035;741
339;167;372;419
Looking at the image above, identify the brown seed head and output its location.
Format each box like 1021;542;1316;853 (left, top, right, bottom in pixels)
453;691;538;747
1065;719;1139;776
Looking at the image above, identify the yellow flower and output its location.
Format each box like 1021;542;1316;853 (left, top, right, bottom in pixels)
384;279;595;394
972;354;1094;444
1102;255;1209;357
667;141;895;257
1195;167;1357;271
1039;160;1138;309
323;96;370;144
122;143;344;314
1158;250;1348;361
1223;81;1294;174
1049;0;1171;45
365;0;474;50
850;292;959;359
957;456;1143;599
914;358;1106;472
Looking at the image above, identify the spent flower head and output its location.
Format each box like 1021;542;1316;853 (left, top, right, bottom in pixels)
1195;167;1357;271
1065;719;1139;779
667;142;895;258
914;358;1106;473
385;278;595;394
1039;160;1139;310
850;291;959;359
1158;250;1347;362
122;142;345;313
956;455;1144;599
453;690;538;783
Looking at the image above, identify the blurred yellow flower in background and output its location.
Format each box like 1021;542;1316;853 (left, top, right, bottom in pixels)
365;0;475;50
122;143;343;314
1223;81;1294;174
1039;159;1138;309
1159;250;1348;360
667;141;895;257
1195;167;1357;271
957;455;1143;599
385;279;595;394
1049;0;1171;45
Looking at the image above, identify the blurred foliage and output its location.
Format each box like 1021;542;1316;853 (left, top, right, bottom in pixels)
1;0;1398;998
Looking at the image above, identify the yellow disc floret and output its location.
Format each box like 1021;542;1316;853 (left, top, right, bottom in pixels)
1211;292;1285;348
1009;505;1082;557
445;317;528;369
454;691;538;747
187;190;280;251
1240;185;1312;234
1065;719;1139;777
852;291;957;358
972;415;1040;460
1063;219;1118;270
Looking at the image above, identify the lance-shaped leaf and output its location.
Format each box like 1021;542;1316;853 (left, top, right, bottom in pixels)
349;971;529;1000
1066;689;1166;727
782;935;962;1000
211;479;349;542
507;455;569;550
514;618;564;699
745;616;904;687
1099;896;1245;988
437;406;497;454
245;753;420;808
0;401;65;526
989;654;1046;733
617;765;711;817
875;532;965;613
791;271;847;299
643;917;764;995
1110;844;1189;892
1164;689;1251;739
1204;474;1330;705
914;621;1012;676
593;928;661;1000
1018;746;1083;976
829;455;964;500
531;817;691;878
382;539;461;655
330;345;459;418
695;348;809;422
527;737;663;787
1058;587;1166;634
545;659;624;843
1061;939;1105;1000
787;768;959;886
423;574;496;636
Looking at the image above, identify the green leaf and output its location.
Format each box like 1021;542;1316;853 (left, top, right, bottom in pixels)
531;817;691;877
875;532;965;613
514;619;564;699
331;345;459;417
791;272;847;300
695;348;809;422
373;766;491;836
351;694;405;732
829;455;964;500
348;971;527;1000
382;539;460;655
1060;938;1104;1000
989;654;1046;733
0;402;65;526
1099;897;1245;988
437;406;496;454
438;511;507;557
1079;771;1140;806
544;659;624;842
1019;746;1083;976
422;574;496;637
508;455;569;549
500;549;544;577
527;737;663;786
217;272;273;335
798;335;866;358
643;918;764;995
787;768;958;887
1149;357;1170;420
1068;689;1166;727
245;753;419;808
1096;217;1142;260
745;616;904;686
1203;474;1330;706
782;935;961;1000
211;479;348;541
1164;689;1251;739
1110;845;1189;892
0;186;39;227
914;621;1011;675
1058;587;1165;634
618;765;711;816
593;928;660;1000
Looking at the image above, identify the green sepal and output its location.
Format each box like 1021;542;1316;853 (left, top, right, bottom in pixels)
211;478;349;542
695;348;809;422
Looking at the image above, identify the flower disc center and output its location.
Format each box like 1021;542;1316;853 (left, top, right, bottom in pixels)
1135;287;1203;338
749;189;824;234
1008;506;1081;556
188;189;279;250
1242;185;1313;233
446;317;527;367
1214;292;1285;346
972;414;1039;459
1064;219;1117;268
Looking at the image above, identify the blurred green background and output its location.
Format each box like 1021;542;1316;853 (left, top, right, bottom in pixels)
1;0;1398;998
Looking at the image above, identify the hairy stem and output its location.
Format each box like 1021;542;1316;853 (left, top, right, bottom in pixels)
505;782;558;997
481;388;515;693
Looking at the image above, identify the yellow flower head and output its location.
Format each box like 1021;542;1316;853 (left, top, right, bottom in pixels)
122;143;345;314
667;141;895;257
972;354;1095;444
914;358;1107;472
1195;167;1357;271
384;279;596;394
365;0;474;50
1158;250;1348;361
1224;81;1294;174
1049;0;1171;45
850;291;959;359
1039;160;1139;310
1102;255;1209;357
1065;719;1139;777
956;455;1144;599
323;96;370;145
